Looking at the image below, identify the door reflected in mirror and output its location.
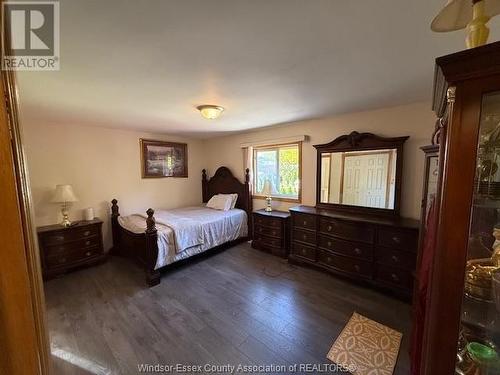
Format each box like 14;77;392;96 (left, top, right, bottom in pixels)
319;149;397;209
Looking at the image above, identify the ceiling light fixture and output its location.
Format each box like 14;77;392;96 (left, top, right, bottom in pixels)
197;105;224;120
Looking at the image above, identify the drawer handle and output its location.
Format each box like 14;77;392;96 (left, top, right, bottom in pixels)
303;220;307;226
327;256;332;263
391;255;399;263
392;236;401;244
85;240;91;246
391;273;400;282
272;231;276;236
85;251;91;256
302;234;307;240
327;241;332;247
354;248;362;255
354;265;361;272
83;230;91;236
301;248;307;255
327;225;332;231
59;257;67;264
258;228;262;232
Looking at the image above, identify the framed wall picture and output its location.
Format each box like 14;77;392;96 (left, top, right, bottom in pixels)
140;139;188;178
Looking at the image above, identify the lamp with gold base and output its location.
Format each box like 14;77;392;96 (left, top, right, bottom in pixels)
51;184;78;227
261;179;273;212
431;0;500;48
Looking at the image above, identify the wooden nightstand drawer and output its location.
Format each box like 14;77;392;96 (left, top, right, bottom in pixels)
254;224;282;238
253;234;282;249
42;225;99;246
46;245;101;268
254;215;282;228
44;236;101;257
37;219;105;279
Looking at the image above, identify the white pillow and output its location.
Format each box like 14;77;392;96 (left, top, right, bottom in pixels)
206;194;232;211
219;193;238;209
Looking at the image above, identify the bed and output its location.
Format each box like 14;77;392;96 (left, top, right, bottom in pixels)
110;167;252;286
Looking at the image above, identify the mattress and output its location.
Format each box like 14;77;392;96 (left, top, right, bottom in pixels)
117;206;247;269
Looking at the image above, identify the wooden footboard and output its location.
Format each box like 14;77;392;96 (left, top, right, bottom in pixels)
110;199;160;286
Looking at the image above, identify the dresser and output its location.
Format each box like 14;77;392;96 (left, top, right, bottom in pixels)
289;206;419;299
37;219;105;279
251;209;290;258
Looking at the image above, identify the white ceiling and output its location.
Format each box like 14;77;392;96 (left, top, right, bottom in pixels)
16;0;500;138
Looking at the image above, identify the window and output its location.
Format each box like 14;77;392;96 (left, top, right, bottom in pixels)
253;143;301;201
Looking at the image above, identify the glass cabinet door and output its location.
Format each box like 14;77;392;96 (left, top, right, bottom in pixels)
456;92;500;375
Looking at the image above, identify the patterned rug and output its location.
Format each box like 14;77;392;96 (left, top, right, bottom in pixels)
327;312;402;375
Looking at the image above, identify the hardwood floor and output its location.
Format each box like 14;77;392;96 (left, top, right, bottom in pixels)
45;242;411;374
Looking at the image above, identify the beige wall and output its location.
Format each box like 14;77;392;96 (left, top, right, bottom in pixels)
23;122;205;251
203;102;436;219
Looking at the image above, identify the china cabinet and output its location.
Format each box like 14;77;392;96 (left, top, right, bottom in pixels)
418;42;500;375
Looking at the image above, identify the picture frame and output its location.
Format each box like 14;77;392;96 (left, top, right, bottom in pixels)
140;139;188;178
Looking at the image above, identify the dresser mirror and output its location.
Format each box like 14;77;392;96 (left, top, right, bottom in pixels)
314;132;409;216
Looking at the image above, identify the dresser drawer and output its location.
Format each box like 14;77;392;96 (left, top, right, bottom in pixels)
254;215;282;228
375;265;413;290
253;234;282;249
44;236;101;257
292;228;316;246
318;235;372;260
292;213;316;231
45;245;102;268
254;224;282;238
42;225;99;246
317;250;372;278
377;227;417;251
319;217;375;243
291;242;316;261
375;246;416;269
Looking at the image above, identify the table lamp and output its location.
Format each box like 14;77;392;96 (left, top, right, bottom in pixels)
51;184;78;227
431;0;500;49
262;179;273;212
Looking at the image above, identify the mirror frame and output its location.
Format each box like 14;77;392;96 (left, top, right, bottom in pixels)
314;131;409;217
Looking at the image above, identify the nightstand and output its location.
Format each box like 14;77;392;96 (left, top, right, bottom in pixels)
251;209;290;258
37;219;105;279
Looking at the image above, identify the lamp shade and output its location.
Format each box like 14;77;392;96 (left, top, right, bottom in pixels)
261;179;273;196
51;184;78;203
431;0;500;32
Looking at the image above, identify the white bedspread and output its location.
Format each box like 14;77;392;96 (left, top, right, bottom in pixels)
135;210;203;253
117;206;247;269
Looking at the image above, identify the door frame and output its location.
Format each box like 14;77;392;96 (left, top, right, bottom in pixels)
0;5;50;373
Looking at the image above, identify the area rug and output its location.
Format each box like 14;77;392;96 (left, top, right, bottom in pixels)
326;312;402;375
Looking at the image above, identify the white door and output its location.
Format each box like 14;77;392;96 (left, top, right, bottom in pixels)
320;156;331;202
342;153;390;208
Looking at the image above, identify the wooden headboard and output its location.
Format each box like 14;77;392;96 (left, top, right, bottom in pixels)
202;167;252;219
